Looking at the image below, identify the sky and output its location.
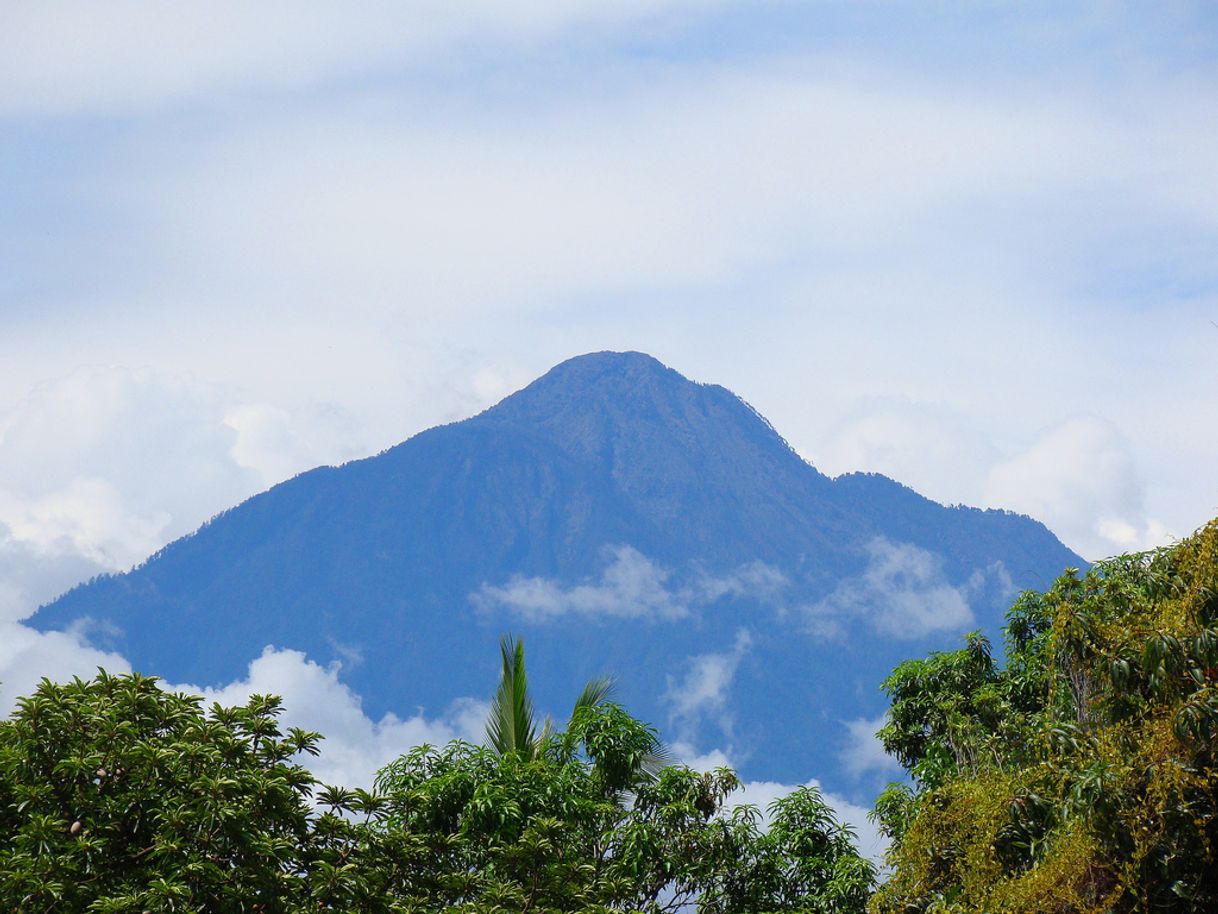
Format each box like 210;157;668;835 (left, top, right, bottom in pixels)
1;1;1216;849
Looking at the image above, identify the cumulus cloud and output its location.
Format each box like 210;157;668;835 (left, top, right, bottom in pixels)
0;367;255;569
734;778;887;865
0;527;108;625
809;401;1185;563
985;416;1170;561
474;546;788;622
664;629;753;741
0;366;366;609
838;714;902;782
0;625;484;789
172;646;487;788
812;399;1002;510
808;538;976;640
0;620;132;716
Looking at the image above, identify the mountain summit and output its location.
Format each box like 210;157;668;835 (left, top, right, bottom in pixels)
33;352;1081;784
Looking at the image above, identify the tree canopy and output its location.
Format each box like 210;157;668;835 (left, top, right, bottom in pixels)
377;700;874;913
872;518;1218;914
0;661;875;912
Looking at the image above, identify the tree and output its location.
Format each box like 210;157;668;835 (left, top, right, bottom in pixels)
485;634;613;759
0;647;877;912
377;700;876;912
0;671;412;912
485;634;667;777
872;518;1218;914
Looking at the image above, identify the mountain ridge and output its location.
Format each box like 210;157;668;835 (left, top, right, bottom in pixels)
33;350;1082;785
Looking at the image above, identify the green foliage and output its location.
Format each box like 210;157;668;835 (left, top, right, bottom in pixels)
485;634;670;777
0;670;401;912
377;700;875;912
0;661;876;912
486;635;545;758
872;519;1218;914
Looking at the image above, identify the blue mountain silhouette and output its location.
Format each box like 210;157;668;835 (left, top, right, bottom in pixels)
33;351;1081;786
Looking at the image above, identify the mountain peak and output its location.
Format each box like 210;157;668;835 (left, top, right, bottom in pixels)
489;351;692;417
546;349;673;376
481;351;772;468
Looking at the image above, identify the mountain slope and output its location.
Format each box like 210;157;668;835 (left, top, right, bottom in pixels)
33;351;1082;784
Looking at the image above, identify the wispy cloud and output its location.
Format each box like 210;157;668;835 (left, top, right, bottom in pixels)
473;546;788;622
664;629;753;742
473;545;689;621
807;538;977;640
0;1;717;116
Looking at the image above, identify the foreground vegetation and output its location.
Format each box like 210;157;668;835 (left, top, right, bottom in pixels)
0;653;873;912
873;519;1218;913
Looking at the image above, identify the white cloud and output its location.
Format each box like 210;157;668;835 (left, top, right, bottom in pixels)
474;546;788;622
0;367;251;572
0;366;367;591
812;400;1001;509
664;629;752;740
138;69;1174;323
808;538;975;640
0;525;109;624
670;740;735;773
474;545;689;621
807;399;1190;562
0;1;722;115
985;416;1169;561
734;778;887;865
223;401;365;489
0;620;131;716
838;714;902;782
0;4;1214;587
172;646;488;788
690;561;790;605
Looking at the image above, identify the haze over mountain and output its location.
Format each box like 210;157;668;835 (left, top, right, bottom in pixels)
33;352;1082;786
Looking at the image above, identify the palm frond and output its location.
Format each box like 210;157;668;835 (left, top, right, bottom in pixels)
486;635;538;757
571;675;617;715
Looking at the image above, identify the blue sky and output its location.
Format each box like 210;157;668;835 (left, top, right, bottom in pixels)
1;2;1216;842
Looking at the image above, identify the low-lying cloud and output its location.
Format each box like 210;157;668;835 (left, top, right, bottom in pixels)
807;538;978;640
664;629;753;739
473;545;689;621
172;647;488;789
473;545;788;622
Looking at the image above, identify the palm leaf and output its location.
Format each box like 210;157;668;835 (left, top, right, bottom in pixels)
486;635;539;758
571;675;617;715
